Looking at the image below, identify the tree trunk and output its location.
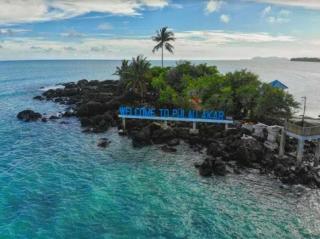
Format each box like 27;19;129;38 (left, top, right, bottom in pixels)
161;45;164;68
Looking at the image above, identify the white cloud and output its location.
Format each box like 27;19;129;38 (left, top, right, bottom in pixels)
262;8;291;24
0;30;298;60
175;30;295;44
261;6;272;16
267;16;290;24
91;46;108;52
252;0;320;10
0;30;303;60
60;29;84;38
0;0;169;25
205;0;223;14
0;28;30;36
220;14;230;23
171;3;183;9
279;9;291;17
64;46;76;51
97;23;113;30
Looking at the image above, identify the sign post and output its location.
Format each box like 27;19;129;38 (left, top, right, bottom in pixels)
118;106;234;131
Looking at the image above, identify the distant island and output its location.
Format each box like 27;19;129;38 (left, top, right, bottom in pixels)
291;57;320;62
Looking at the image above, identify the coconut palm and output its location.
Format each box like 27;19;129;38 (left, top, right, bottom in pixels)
125;55;151;98
152;26;175;68
114;59;130;81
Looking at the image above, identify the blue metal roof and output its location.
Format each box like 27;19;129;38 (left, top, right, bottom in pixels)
269;80;288;90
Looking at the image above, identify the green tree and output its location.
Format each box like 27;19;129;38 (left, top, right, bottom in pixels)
125;55;151;99
152;27;175;68
147;62;299;122
225;70;261;118
114;59;130;81
254;83;299;121
114;59;131;93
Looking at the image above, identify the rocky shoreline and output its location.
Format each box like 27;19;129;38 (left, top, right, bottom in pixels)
18;79;320;189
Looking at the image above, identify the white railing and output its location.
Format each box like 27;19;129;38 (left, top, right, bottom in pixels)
286;122;320;136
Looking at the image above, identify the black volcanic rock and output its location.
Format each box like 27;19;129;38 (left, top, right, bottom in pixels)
17;110;42;122
77;101;105;117
131;126;152;148
234;138;264;167
33;95;45;101
97;138;110;148
161;145;177;153
26;78;320;189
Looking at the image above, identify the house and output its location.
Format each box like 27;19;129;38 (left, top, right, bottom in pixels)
269;80;288;90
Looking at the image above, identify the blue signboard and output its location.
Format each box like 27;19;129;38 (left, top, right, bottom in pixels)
119;106;232;124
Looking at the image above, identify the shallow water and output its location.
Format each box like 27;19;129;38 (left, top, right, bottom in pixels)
0;60;320;238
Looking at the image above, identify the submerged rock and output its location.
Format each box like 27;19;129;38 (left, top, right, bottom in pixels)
198;157;228;177
97;138;110;148
161;145;177;153
49;115;60;120
17;110;42;122
167;138;180;147
33;95;45;101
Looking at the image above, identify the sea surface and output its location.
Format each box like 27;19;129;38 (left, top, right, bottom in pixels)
0;59;320;238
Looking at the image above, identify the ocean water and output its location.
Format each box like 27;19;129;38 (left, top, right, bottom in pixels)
0;60;320;238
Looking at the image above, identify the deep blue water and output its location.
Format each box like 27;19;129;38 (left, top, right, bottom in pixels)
1;60;320;238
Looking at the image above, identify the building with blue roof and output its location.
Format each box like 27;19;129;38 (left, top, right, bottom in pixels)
269;80;288;90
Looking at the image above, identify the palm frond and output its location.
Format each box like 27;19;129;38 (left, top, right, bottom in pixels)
152;42;163;53
165;43;174;54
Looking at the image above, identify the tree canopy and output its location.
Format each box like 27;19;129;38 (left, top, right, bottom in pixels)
115;58;299;122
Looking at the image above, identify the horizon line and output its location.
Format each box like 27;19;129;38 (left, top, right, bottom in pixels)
0;57;291;62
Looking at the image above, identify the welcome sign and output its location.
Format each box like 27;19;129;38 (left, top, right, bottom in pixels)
119;106;232;123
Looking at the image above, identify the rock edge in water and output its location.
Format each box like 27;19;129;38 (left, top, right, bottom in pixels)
19;79;320;189
17;110;42;122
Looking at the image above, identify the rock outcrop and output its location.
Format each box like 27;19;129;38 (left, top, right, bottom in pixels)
17;110;42;122
19;78;320;190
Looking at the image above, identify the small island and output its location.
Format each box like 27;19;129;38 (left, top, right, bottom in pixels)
17;56;320;189
16;27;320;190
291;57;320;63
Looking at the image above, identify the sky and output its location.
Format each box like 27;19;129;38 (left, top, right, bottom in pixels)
0;0;320;60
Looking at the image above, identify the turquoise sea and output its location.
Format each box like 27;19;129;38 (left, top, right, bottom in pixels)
1;60;320;238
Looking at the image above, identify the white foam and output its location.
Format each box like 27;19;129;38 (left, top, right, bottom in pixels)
39;84;65;91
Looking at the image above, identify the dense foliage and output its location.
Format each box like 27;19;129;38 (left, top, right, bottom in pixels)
114;56;151;98
115;57;299;121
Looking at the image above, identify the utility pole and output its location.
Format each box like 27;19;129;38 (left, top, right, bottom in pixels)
301;96;307;127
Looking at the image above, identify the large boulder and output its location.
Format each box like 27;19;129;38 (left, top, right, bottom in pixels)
77;79;89;87
212;158;227;176
233;138;265;167
131;126;152;148
17;110;42;122
198;157;228;177
198;158;214;177
207;142;224;157
151;128;175;144
77;101;105;117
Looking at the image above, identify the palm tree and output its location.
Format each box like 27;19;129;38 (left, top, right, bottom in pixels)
125;55;151;98
152;27;175;68
114;59;130;81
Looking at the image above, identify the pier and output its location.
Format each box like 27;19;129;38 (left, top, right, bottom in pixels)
281;119;320;162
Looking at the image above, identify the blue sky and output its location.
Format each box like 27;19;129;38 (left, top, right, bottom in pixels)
0;0;320;60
